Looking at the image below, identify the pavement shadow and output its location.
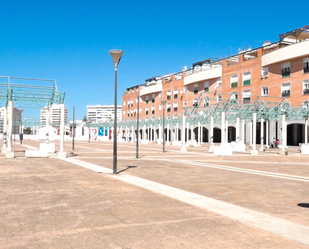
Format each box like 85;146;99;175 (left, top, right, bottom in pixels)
117;166;138;174
298;203;309;208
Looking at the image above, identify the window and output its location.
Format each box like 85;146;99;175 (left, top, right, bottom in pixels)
262;67;268;78
303;79;309;95
130;110;133;117
217;94;222;102
304;58;309;74
173;114;178;119
183;86;187;94
152;94;155;103
139;108;142;114
146;96;149;104
159;104;162;110
281;62;291;78
151;105;155;115
281;83;290;97
159;92;162;99
203;96;210;107
145;106;149;115
123;110;126;115
167;103;171;112
217;78;222;87
136;87;139;91
173;89;178;99
165;76;171;83
136;98;139;103
230;92;238;100
261;86;268;96
131;99;133;107
173;102;178;112
183;100;187;107
230;75;238;88
204;81;209;92
167;90;171;100
243;72;251;86
193;98;198;107
193;84;198;94
243;89;251;103
123;101;126;106
132;88;134;93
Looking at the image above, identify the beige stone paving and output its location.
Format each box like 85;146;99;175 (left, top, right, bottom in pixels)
0;139;309;248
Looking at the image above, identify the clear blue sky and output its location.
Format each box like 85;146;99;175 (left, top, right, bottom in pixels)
1;0;307;120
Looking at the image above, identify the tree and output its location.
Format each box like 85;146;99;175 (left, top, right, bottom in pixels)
82;115;87;122
26;127;31;134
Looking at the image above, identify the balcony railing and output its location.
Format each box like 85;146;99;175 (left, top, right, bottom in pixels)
146;100;149;104
231;82;238;88
194;90;198;94
281;90;291;97
243;98;251;103
243;79;251;86
281;68;290;78
303;88;309;95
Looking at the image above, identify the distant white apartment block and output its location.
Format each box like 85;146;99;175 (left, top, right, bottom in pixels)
0;107;23;134
87;105;122;123
40;104;68;127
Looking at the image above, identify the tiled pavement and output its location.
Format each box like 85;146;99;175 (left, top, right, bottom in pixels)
0;139;309;248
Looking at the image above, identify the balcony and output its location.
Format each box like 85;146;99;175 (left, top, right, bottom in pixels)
231;82;238;88
140;82;162;96
262;40;309;66
204;87;209;92
184;65;222;86
243;80;251;86
303;88;309;95
281;68;290;78
281;90;291;97
146;100;149;104
243;98;251;103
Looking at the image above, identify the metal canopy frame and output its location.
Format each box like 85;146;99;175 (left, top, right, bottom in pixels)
84;92;309;130
0;76;65;109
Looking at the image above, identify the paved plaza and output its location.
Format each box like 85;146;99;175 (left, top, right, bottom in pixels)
1;140;309;248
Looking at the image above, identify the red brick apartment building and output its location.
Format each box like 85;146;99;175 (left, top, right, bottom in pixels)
122;26;309;146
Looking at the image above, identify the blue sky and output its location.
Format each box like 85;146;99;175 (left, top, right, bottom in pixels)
1;0;307;120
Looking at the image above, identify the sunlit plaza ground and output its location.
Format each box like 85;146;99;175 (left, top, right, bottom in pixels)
1;139;309;248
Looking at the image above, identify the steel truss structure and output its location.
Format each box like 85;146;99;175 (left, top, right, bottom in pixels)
84;92;309;129
0;76;65;109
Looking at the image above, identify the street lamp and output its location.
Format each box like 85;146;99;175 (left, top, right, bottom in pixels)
136;95;140;158
109;49;123;174
161;100;167;152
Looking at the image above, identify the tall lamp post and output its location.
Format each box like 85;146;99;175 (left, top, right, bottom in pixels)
109;49;123;174
136;95;140;158
161;100;167;152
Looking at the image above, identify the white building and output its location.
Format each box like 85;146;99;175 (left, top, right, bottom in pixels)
87;105;122;123
0;107;23;134
40;104;68;127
